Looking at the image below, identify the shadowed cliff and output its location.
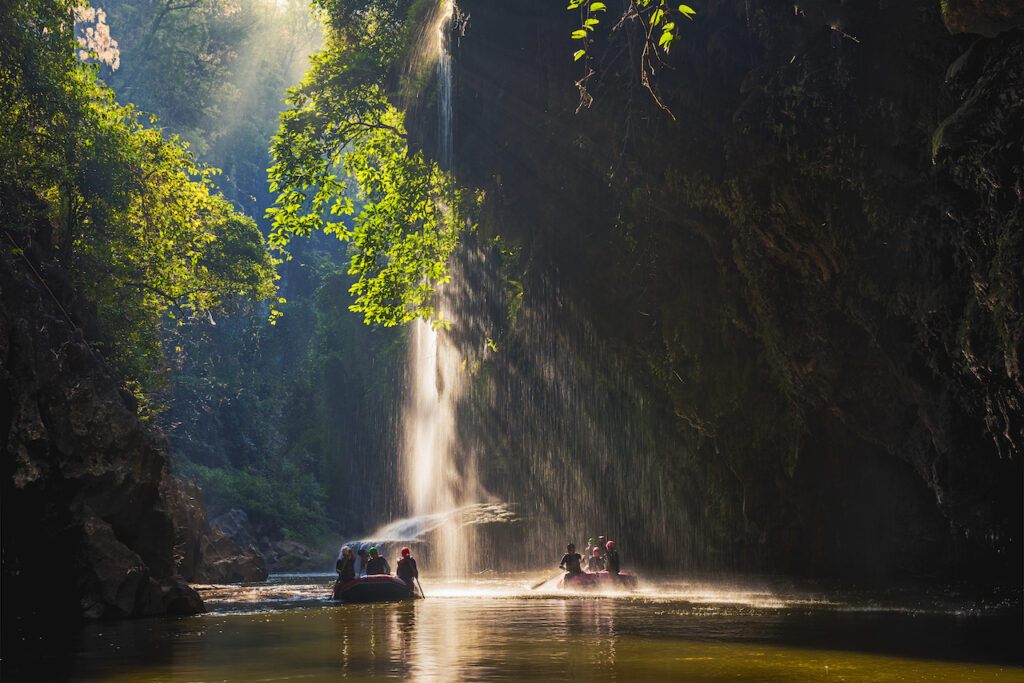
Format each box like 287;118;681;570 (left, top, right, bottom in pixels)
414;0;1022;582
1;226;267;625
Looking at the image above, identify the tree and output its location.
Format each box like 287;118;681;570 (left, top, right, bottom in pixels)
1;0;277;401
267;0;471;326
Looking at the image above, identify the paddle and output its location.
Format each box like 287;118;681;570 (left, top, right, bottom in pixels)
415;577;426;598
530;571;561;590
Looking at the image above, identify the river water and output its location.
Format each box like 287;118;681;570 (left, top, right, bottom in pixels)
5;574;1021;682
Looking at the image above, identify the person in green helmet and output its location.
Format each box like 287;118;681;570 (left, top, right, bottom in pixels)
365;547;391;575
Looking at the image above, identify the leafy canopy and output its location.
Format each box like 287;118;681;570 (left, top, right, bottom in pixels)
1;0;277;396
267;0;470;326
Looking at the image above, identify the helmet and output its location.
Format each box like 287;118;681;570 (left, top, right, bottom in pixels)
588;537;596;545
401;547;411;557
605;540;616;550
593;548;601;556
369;547;378;556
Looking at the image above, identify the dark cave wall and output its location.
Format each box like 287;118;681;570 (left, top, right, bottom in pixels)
436;0;1022;581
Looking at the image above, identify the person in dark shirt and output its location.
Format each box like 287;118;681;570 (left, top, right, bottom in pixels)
336;546;356;582
365;547;391;575
605;540;620;577
332;545;356;599
396;547;419;593
586;547;604;573
559;543;583;581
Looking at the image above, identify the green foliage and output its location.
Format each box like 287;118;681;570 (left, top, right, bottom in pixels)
268;0;469;326
567;0;696;116
177;459;330;540
0;0;278;399
99;0;322;211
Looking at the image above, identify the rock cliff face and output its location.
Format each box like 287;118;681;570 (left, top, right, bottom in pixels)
1;240;266;624
430;0;1022;581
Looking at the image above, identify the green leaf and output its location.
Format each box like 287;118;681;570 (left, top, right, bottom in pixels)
589;2;607;10
573;49;587;61
651;8;664;26
658;30;674;47
584;18;600;27
679;4;696;17
571;29;588;39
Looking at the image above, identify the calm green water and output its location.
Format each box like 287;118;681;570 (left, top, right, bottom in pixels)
5;574;1022;682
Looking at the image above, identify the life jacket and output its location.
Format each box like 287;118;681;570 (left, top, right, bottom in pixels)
396;556;417;582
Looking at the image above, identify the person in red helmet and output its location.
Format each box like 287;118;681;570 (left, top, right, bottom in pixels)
586;546;604;572
605;540;621;578
395;546;419;592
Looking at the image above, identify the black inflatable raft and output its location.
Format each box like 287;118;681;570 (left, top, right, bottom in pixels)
557;571;638;590
332;575;416;603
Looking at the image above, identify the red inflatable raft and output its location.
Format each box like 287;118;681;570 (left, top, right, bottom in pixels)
557;571;638;590
332;575;416;603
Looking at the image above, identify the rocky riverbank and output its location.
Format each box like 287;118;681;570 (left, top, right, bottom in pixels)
1;238;266;623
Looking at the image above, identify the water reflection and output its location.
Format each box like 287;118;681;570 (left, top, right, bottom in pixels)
3;575;1021;682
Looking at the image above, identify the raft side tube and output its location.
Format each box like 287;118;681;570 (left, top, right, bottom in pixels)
557;571;638;590
331;574;416;603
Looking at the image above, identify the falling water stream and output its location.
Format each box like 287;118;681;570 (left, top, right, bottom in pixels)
353;0;496;576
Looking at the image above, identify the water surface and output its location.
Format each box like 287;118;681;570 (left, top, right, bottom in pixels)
6;574;1022;681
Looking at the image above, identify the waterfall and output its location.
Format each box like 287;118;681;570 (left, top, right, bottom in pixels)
436;4;453;174
399;0;479;576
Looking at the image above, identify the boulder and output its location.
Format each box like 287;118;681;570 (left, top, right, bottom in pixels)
210;508;260;551
168;480;268;584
